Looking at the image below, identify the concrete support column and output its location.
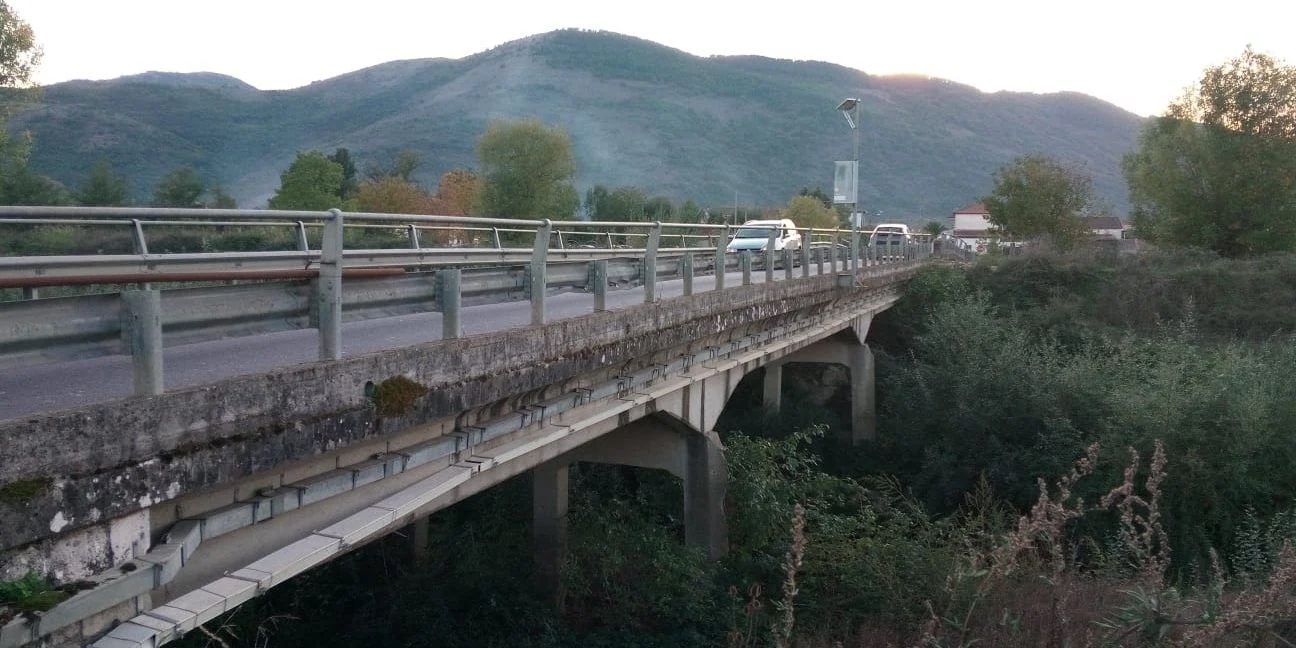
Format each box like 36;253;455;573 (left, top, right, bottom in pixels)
408;515;430;565
533;461;570;604
685;431;728;560
681;252;694;297
714;226;728;291
529;220;552;326
317;208;343;361
121;289;163;396
437;269;461;340
593;259;608;312
763;363;782;413
643;221;662;304
21;286;37;300
849;343;876;443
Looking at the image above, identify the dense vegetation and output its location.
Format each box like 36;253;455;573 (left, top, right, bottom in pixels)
173;251;1296;647
6;30;1141;215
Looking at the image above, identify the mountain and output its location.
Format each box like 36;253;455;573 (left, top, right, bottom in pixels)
8;29;1145;219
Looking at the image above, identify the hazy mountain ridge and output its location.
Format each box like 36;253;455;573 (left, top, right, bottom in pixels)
9;29;1144;218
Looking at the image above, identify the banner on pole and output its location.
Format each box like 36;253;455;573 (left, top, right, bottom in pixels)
833;161;857;204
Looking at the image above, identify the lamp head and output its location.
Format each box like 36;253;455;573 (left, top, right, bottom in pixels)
837;97;860;129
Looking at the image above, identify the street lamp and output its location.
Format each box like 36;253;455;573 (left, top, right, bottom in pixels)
837;97;862;269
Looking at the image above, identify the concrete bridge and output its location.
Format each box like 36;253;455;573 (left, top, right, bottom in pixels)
0;208;927;647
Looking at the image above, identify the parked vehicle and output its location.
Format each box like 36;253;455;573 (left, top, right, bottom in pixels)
869;223;911;259
725;219;802;253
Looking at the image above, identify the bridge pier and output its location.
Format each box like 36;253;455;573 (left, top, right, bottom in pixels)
781;328;876;444
763;363;782;413
532;415;729;601
532;462;570;605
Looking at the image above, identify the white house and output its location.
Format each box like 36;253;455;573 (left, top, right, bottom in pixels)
950;201;995;252
1085;216;1125;240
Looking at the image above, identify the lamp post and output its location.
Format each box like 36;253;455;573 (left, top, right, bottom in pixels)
837;97;862;269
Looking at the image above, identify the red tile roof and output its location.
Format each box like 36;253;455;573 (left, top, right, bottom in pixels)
1085;216;1125;230
953;201;989;215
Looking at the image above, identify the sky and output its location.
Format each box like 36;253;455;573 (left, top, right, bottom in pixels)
8;0;1296;117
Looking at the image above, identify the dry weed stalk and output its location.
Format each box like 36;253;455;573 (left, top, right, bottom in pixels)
1182;541;1296;646
1099;440;1171;586
725;583;765;648
917;443;1100;647
772;502;808;648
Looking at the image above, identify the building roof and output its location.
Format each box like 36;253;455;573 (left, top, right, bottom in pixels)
1085;216;1125;230
953;201;989;215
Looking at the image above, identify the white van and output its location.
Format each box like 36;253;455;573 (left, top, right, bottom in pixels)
725;219;802;253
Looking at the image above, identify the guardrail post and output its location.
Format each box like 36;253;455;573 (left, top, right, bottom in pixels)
783;248;794;280
682;253;695;296
296;220;310;252
438;269;461;339
764;229;777;284
530;220;552;326
593;259;608;312
801;232;811;278
644;221;662;304
741;252;752;286
492;227;502;249
407;224;421;250
714;226;728;291
850;226;860;273
121;289;163;396
318;208;343;361
130;219;149;255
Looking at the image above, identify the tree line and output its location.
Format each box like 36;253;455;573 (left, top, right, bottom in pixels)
984;46;1296;257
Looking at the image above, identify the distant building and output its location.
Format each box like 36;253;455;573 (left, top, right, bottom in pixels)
1085;216;1125;240
950;201;995;252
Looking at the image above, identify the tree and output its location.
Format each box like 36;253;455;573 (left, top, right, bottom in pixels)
268;152;344;211
982;155;1094;250
365;149;422;183
0;2;39;194
797;186;833;209
477;119;578;220
77;160;130;206
678;199;705;223
355;177;435;214
431;169;482;216
328;148;359;200
152;167;205;208
783;195;838;229
921;221;947;238
644;196;675;222
0;2;40;89
206;186;237;209
1;167;70;205
1124;47;1296;256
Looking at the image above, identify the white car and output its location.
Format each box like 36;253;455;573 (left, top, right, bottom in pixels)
869;223;911;245
726;219;802;253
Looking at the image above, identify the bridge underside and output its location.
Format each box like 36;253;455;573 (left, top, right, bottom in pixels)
0;265;912;648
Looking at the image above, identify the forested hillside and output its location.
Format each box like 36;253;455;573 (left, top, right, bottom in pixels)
8;29;1142;217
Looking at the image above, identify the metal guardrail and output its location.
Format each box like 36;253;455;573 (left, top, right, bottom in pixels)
0;206;934;394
